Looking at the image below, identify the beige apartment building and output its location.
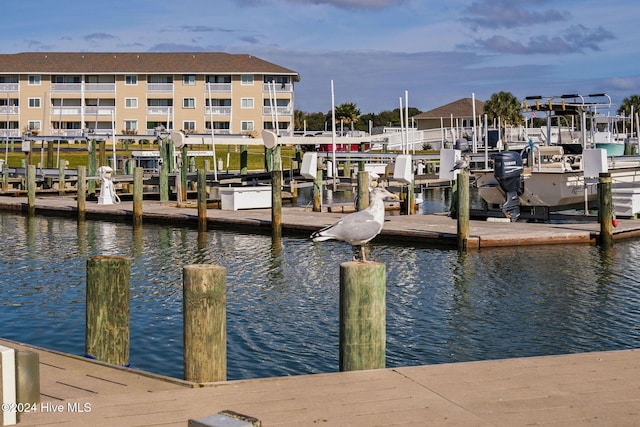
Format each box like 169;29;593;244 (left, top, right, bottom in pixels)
0;52;299;139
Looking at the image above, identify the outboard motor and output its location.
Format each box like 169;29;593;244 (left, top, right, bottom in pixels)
492;151;524;221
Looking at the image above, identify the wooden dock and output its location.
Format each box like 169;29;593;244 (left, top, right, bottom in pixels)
2;193;640;248
4;338;640;426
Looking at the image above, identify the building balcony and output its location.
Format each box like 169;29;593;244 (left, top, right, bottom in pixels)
84;106;116;116
0;83;19;92
262;106;293;116
263;83;293;93
205;83;232;93
205;106;232;116
0;106;19;115
50;106;115;116
0;129;20;138
147;106;173;116
146;83;174;93
84;83;116;93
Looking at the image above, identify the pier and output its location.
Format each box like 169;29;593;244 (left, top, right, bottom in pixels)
4;337;640;426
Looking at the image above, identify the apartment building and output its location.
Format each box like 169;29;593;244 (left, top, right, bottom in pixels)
0;52;299;139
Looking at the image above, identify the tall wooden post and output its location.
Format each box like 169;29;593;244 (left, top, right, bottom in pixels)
77;165;86;220
356;171;370;211
183;264;227;382
197;168;207;231
313;168;323;212
181;146;188;202
457;170;470;250
85;256;131;366
27;164;36;216
272;170;282;238
58;160;65;196
339;261;386;371
2;163;8;192
598;172;613;247
240;144;248;176
133;167;143;226
88;139;97;197
159;139;169;202
98;140;106;168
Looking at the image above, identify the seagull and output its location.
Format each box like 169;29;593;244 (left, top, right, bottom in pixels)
450;154;470;172
311;187;398;262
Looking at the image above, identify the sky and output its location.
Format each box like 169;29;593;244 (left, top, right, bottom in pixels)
1;0;639;115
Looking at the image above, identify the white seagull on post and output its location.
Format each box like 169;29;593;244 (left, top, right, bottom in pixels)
450;154;470;172
311;187;398;262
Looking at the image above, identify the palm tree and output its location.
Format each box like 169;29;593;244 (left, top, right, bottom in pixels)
334;102;360;131
484;91;523;128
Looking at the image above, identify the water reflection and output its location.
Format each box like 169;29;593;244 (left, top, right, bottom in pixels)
2;211;640;381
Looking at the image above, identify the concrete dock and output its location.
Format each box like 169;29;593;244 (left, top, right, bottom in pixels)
4;337;640;426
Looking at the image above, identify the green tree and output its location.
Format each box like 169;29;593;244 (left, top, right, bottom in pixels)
484;91;523;128
334;102;360;131
617;94;640;119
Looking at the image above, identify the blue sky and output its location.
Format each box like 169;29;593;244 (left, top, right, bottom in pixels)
2;0;638;115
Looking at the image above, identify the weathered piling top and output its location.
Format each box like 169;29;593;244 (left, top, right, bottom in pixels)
2;195;640;247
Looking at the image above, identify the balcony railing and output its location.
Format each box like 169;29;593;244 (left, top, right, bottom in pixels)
0;83;19;92
84;106;116;116
51;83;82;92
0;106;19;115
205;106;232;116
84;83;116;93
205;83;232;93
146;83;174;92
263;106;293;116
51;129;84;137
0;129;19;138
50;106;82;116
147;106;173;115
263;83;293;93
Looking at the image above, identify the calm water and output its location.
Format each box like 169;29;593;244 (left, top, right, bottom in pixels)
2;188;640;380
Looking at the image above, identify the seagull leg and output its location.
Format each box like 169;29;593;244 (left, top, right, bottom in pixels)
361;245;367;262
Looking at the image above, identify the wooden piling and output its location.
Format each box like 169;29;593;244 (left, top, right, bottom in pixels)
313;169;323;212
58;161;65;196
88;139;97;197
457;170;470;250
598;172;613;247
181;146;188;202
133;167;143;226
271;169;282;238
183;264;227;382
77;165;86;220
27;164;36;216
339;261;386;372
357;171;370;211
240;144;248;176
198;168;207;230
85;256;131;366
159;139;169;202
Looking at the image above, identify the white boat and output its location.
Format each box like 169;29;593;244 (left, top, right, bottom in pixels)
473;94;640;220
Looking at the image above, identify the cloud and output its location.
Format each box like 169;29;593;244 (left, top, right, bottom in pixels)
84;33;118;42
465;0;568;29
235;0;405;9
171;25;237;34
26;40;55;51
464;24;616;55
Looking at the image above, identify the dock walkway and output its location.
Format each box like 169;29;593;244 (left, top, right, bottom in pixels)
5;338;640;426
2;194;640;247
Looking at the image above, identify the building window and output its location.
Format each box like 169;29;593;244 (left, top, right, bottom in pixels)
125;75;138;85
241;98;254;109
28;75;41;85
125;98;138;108
28;120;41;131
183;74;196;85
241;121;254;132
124;120;138;132
241;75;254;85
183;98;196;109
28;98;41;108
183;121;196;133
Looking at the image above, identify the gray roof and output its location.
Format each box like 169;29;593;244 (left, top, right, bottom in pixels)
415;98;485;119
